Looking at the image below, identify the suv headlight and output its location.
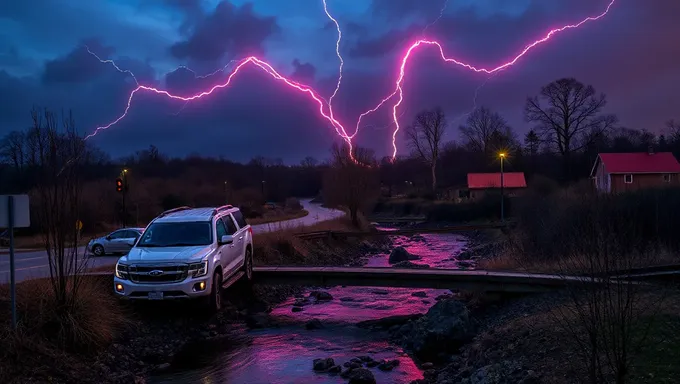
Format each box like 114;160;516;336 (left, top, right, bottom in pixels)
188;261;209;278
115;262;129;280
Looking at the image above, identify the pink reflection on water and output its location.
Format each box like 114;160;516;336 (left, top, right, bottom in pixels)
366;232;469;269
152;231;469;384
222;330;423;383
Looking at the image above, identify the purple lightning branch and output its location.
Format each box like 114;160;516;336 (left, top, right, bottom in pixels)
84;0;617;160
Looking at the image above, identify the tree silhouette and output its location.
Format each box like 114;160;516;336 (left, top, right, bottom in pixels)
525;78;617;178
405;107;447;192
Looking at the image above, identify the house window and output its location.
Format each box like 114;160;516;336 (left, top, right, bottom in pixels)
624;174;633;184
663;174;671;183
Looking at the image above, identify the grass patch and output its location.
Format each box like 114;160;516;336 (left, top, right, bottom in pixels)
248;209;309;225
0;276;129;383
460;290;680;384
253;215;373;266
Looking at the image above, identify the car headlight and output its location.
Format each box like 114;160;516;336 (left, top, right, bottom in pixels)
188;261;209;278
115;262;129;280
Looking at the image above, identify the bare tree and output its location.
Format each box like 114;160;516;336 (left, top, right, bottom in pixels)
0;130;27;172
525;78;617;174
524;130;540;157
322;143;379;226
510;192;667;383
459;106;514;155
405;107;447;192
30;107;89;310
300;156;318;168
666;119;680;142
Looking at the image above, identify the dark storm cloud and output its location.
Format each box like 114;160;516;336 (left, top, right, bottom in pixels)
170;2;280;62
42;41;114;84
1;0;679;162
370;0;447;20
163;0;205;34
291;59;316;84
42;41;157;86
350;25;423;59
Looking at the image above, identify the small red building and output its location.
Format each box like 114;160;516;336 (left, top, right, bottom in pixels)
590;151;680;193
467;172;527;200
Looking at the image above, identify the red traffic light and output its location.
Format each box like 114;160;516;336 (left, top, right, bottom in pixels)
116;178;123;192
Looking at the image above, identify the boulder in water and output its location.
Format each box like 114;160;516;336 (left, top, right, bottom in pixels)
348;368;376;384
389;247;421;264
313;358;335;372
309;290;333;301
403;299;475;361
305;319;323;330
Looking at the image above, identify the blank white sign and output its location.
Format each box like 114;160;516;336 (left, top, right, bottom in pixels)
0;195;30;228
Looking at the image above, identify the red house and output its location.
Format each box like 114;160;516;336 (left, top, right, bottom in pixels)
467;172;527;200
590;150;680;193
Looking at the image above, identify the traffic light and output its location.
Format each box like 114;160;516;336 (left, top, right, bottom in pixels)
116;178;123;193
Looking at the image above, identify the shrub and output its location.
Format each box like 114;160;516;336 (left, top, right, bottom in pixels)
515;186;680;264
0;277;127;354
284;197;303;211
426;194;510;222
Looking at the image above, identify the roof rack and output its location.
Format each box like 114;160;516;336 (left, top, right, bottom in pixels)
213;205;233;216
157;206;192;218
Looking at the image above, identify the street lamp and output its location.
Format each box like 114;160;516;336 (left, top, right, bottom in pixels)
498;153;506;222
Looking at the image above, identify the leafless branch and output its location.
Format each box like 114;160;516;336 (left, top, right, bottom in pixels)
405;107;447;191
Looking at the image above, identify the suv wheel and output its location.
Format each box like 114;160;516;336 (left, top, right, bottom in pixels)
92;245;104;256
210;270;223;312
243;248;253;281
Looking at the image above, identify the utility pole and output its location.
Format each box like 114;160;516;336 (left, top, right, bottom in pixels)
499;153;505;222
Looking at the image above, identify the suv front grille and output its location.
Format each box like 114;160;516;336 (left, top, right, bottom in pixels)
128;264;188;284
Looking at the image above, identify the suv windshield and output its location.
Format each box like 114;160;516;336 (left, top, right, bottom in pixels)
137;222;212;247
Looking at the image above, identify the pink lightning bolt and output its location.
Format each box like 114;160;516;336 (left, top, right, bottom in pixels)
87;0;616;161
85;56;353;148
85;45;139;84
357;0;617;159
323;0;344;115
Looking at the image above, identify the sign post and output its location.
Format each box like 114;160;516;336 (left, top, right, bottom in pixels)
1;194;30;330
76;220;83;246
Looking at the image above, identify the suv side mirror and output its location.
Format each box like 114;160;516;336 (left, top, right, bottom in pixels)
106;235;112;241
219;235;234;245
125;239;136;246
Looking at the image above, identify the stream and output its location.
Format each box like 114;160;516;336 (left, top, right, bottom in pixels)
150;230;469;384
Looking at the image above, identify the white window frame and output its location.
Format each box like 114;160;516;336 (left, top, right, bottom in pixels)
624;174;633;184
663;174;671;183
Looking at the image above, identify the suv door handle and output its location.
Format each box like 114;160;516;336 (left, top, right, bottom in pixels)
238;236;243;241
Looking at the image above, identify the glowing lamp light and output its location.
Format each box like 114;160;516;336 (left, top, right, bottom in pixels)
115;283;124;292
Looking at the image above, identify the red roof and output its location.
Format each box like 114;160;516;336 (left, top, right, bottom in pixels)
596;152;680;174
467;172;527;189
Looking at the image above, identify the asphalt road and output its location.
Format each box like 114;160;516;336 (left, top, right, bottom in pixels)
0;199;342;283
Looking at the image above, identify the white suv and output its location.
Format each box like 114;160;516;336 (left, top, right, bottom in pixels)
113;205;254;311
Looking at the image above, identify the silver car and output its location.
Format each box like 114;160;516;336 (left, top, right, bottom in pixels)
88;228;145;256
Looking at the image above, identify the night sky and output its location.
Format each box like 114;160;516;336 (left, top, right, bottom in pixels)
1;0;678;163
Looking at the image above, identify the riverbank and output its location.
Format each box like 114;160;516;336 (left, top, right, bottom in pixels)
388;288;680;384
0;216;385;384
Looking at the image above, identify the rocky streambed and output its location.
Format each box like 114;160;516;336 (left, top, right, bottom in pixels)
82;229;525;384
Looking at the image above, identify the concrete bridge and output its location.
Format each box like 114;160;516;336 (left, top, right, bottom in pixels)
86;264;671;294
250;266;605;294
